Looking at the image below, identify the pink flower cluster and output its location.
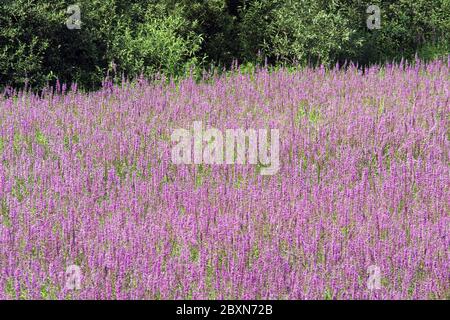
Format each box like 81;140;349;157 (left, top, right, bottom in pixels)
0;59;448;299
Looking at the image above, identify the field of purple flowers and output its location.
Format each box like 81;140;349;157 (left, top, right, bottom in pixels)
0;59;449;299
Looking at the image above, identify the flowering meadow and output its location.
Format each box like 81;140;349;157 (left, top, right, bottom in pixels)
0;59;449;300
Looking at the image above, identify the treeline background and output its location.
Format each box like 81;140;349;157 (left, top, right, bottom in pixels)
1;0;449;90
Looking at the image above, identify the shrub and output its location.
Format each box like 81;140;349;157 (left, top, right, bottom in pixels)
0;0;61;88
109;3;203;79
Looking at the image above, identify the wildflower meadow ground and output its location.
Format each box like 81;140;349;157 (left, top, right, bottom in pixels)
0;59;449;299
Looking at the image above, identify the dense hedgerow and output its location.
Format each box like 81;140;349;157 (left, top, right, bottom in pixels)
0;59;448;299
1;0;449;89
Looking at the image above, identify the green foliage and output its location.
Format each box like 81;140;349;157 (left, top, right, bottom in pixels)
0;0;448;90
0;0;117;89
110;3;203;79
164;0;239;66
0;0;60;88
343;0;450;64
270;0;360;65
417;41;450;61
239;0;449;66
239;0;361;65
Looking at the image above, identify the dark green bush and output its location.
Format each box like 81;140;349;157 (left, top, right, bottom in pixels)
238;0;449;66
0;0;61;88
0;0;117;89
